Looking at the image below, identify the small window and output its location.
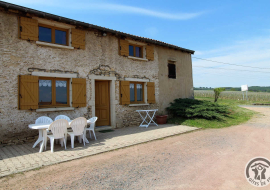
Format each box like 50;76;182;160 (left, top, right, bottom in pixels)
130;82;144;103
39;77;69;108
38;24;68;46
129;45;142;58
168;62;176;79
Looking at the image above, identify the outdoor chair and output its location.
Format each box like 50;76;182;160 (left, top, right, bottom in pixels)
68;117;87;148
47;119;69;153
33;116;53;148
35;116;53;124
85;117;98;140
54;115;71;121
54;115;72;144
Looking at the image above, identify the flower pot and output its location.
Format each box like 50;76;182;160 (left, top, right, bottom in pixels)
156;115;168;124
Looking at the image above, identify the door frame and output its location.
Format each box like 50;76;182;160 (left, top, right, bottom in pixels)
89;75;116;128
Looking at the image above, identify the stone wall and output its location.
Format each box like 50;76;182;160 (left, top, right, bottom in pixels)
0;11;160;144
157;46;194;113
0;10;193;145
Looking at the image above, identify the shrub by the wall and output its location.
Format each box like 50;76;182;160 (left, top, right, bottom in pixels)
167;98;230;120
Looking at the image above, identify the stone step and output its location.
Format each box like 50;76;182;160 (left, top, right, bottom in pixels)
95;126;113;132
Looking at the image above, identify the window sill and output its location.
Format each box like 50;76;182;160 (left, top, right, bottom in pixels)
36;41;74;50
128;56;148;61
128;103;149;107
36;107;75;112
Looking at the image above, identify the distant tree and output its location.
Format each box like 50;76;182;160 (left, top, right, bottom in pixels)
214;88;225;102
231;88;236;91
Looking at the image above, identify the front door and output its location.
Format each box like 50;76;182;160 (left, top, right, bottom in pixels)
95;81;110;126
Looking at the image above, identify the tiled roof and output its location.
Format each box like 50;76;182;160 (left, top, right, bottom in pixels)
0;1;195;54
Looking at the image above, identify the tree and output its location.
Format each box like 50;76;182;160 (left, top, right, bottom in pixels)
214;88;225;102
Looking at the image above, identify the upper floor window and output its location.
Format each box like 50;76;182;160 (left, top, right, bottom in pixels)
39;77;69;107
129;45;142;58
130;82;144;103
168;62;176;79
38;24;68;46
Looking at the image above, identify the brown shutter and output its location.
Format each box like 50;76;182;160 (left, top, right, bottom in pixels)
72;78;86;108
119;39;129;56
19;17;38;41
71;29;86;50
146;45;154;61
18;75;39;110
147;82;155;104
120;81;130;105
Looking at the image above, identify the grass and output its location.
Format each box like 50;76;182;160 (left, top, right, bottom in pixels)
167;97;257;129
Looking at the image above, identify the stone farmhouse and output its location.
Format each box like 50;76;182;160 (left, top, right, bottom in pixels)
0;1;195;145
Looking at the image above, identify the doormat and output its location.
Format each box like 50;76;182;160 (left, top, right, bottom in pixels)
98;129;114;133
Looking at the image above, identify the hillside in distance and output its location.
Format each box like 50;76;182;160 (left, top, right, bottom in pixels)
194;86;270;92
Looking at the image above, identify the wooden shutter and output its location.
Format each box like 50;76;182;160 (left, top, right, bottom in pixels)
147;82;155;104
72;78;86;108
18;75;39;110
71;29;86;50
119;39;129;56
146;45;154;61
19;17;38;41
120;81;130;105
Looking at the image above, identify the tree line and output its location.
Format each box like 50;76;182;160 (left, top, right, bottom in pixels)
194;86;270;92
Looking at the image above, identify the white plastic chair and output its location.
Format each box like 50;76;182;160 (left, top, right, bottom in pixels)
47;119;69;152
54;115;71;121
54;115;72;144
33;116;53;148
85;117;98;140
35;116;53;124
68;117;87;148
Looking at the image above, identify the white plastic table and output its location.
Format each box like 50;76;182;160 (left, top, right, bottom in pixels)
28;120;93;153
136;109;158;128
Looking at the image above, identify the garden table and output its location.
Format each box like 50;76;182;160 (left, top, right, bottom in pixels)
136;109;158;128
28;120;93;153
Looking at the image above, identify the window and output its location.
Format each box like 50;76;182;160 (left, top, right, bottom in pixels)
130;82;144;103
39;77;69;107
129;45;142;58
38;24;68;46
168;62;176;79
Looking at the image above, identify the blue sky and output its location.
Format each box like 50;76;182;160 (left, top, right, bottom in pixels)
5;0;270;87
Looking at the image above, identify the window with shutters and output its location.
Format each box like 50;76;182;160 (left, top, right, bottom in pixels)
129;44;143;58
38;77;70;108
120;81;155;105
38;24;69;46
130;82;144;104
168;62;176;79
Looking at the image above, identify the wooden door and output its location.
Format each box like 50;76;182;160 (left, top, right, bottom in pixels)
95;81;110;126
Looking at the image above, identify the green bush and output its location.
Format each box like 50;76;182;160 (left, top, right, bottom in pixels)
166;98;230;120
214;87;225;102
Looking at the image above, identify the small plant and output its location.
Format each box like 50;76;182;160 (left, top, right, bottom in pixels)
167;98;230;120
156;111;168;124
157;111;165;116
214;88;225;102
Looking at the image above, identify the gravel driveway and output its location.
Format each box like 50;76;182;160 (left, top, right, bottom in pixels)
1;106;270;190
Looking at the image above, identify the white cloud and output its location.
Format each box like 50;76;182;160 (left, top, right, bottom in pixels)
193;36;270;87
5;0;205;20
81;3;205;20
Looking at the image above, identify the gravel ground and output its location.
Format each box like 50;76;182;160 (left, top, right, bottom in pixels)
1;106;270;190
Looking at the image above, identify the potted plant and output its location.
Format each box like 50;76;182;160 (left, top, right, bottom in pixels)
156;111;168;124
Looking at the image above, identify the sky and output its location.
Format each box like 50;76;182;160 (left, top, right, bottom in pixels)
4;0;270;87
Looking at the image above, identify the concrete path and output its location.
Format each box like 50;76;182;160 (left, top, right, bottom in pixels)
1;106;270;189
0;124;198;177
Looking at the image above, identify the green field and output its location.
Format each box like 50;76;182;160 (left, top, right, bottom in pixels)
195;90;270;103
